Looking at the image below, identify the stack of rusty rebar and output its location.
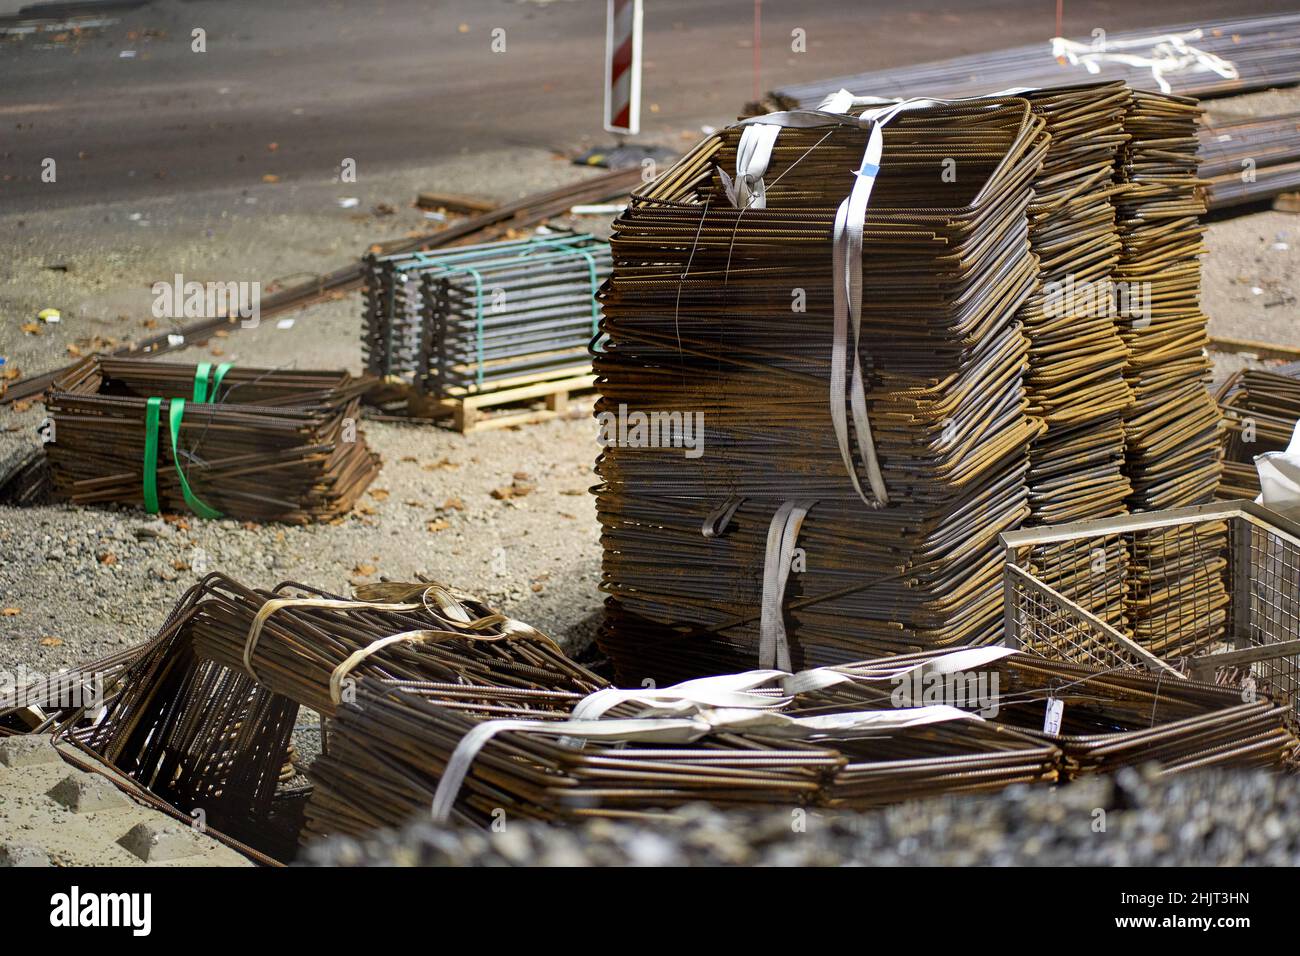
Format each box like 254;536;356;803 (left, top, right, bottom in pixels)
307;678;1062;833
593;98;1051;681
760;14;1300;111
1018;84;1134;528
62;573;607;854
1198;112;1300;210
1113;90;1229;658
787;649;1300;777
42;357;380;523
1006;84;1137;644
306;644;1296;833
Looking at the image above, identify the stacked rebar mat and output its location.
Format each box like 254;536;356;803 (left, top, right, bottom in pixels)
61;573;608;853
1017;84;1133;525
41;571;1298;854
594;98;1051;679
757;14;1300;111
305;678;1060;834
1216;366;1300;499
1115;91;1221;511
361;232;610;398
1199;112;1300;210
1008;84;1136;642
786;649;1299;778
1113;90;1229;655
41;357;380;523
307;646;1298;832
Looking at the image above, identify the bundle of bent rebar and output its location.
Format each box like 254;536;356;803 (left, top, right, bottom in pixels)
59;573;607;851
758;14;1300;111
1216;365;1300;499
307;645;1297;834
42;357;380;523
594;97;1050;679
1017;84;1134;527
785;649;1300;777
1199;112;1300;210
41;576;1297;854
305;677;1060;834
1113;90;1228;659
1006;84;1136;644
361;233;610;398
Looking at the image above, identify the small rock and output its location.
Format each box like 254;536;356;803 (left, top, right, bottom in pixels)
47;772;130;813
0;736;61;769
118;822;201;862
0;843;50;867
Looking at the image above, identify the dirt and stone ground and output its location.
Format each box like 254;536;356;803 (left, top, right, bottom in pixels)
302;766;1300;866
0;734;253;866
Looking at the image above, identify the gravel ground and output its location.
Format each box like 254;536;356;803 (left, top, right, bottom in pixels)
300;766;1300;866
0;410;604;673
0;149;619;679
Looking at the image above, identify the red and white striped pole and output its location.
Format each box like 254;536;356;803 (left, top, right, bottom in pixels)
603;0;643;137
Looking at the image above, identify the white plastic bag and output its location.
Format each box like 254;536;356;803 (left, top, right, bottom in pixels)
1256;419;1300;519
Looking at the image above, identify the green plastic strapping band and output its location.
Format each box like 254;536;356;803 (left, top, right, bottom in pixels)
141;397;223;519
211;362;232;400
167;399;223;519
143;397;162;513
192;362;233;403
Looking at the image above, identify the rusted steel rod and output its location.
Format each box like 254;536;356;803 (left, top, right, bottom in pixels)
1;166;644;405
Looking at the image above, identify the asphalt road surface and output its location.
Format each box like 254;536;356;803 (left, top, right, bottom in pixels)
2;0;1297;212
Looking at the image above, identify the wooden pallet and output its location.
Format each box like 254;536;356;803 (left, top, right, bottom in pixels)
436;371;596;433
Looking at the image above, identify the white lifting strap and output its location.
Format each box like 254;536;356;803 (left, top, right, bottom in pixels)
732;122;782;209
429;704;981;822
758;499;816;671
829;95;971;506
1051;30;1238;95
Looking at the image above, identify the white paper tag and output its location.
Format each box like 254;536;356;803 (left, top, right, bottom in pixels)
167;333;185;347
1043;697;1064;735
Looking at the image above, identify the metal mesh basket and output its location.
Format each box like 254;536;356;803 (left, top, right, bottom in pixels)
1001;500;1300;715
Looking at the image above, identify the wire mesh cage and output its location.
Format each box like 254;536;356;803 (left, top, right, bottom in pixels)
1001;500;1300;715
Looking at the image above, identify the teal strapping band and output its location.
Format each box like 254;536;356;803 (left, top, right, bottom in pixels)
143;397;162;513
141;397;223;518
167;399;223;519
192;362;233;403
